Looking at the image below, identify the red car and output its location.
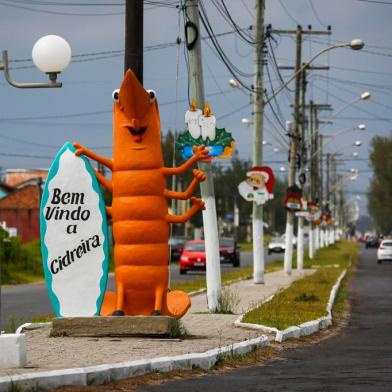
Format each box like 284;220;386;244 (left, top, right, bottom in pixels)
179;240;206;274
179;238;241;274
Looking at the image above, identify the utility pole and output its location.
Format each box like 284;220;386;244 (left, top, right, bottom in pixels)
297;66;307;271
252;0;266;284
319;133;325;248
326;152;330;246
185;0;221;312
305;103;332;252
124;0;143;81
269;25;331;274
308;100;315;259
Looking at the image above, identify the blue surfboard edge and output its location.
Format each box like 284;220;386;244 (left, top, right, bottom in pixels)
40;142;110;317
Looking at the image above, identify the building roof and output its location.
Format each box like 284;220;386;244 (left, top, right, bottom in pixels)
0;184;40;209
4;169;48;187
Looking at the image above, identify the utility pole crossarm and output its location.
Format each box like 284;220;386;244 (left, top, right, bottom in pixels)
268;28;332;36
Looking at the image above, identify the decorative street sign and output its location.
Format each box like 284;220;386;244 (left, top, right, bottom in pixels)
283;184;303;211
177;100;235;161
40;142;109;317
238;166;275;205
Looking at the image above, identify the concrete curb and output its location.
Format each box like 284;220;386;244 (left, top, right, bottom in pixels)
0;335;268;391
235;269;347;342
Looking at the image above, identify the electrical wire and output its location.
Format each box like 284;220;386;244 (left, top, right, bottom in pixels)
308;0;328;27
278;0;301;25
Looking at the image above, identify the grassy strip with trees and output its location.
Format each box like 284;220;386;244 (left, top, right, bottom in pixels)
241;241;357;330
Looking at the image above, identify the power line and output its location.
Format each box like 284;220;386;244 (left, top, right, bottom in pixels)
308;0;328;27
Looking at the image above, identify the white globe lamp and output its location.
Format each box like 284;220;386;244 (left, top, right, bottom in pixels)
32;35;71;82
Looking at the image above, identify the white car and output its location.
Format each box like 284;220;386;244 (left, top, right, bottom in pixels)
377;239;392;264
268;236;285;255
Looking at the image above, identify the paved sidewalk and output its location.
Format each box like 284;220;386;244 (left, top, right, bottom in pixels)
0;269;312;378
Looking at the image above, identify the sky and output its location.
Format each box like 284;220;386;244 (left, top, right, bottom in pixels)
0;0;391;217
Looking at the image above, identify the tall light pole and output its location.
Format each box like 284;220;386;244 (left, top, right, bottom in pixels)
0;35;70;330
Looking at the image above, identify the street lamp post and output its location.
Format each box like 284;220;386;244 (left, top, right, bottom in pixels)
0;35;70;331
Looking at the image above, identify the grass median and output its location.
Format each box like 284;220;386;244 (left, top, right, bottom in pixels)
241;240;357;330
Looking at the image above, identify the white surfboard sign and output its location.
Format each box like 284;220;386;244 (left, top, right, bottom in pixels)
40;142;109;317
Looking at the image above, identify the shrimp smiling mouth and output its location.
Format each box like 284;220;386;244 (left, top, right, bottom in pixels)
128;126;146;143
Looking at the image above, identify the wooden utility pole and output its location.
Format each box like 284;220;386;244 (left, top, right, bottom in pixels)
185;0;221;312
252;0;266;284
124;0;143;81
282;24;302;275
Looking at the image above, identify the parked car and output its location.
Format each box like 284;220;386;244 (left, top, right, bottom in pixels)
377;239;392;263
169;235;188;261
268;236;285;255
219;237;240;267
179;240;206;274
366;235;379;248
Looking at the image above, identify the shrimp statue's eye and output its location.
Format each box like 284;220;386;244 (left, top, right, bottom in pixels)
147;89;157;103
112;89;120;102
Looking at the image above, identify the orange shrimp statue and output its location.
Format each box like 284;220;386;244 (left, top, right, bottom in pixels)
73;69;208;318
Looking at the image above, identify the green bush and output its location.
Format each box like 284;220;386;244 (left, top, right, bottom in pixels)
0;228;43;284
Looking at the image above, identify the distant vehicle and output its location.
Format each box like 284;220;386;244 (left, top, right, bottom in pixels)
169;236;188;261
268;236;285;255
377;239;392;263
219;237;240;267
366;235;379;249
179;240;206;274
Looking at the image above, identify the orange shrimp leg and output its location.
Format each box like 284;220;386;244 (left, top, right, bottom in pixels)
162;145;208;176
163;169;206;200
152;285;166;316
73;142;113;170
93;169;113;193
105;206;112;217
165;197;205;224
112;281;125;316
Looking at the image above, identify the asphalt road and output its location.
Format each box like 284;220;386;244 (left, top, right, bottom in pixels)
1;250;282;329
136;246;392;392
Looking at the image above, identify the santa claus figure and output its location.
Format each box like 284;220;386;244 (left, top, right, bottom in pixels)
238;166;275;205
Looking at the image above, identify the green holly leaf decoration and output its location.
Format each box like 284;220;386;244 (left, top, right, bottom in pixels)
176;127;234;150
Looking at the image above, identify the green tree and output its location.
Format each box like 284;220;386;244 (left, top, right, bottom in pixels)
367;136;392;233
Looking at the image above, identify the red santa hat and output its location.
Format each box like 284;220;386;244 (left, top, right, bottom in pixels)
246;166;275;194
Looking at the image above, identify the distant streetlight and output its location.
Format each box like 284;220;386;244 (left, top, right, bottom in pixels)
265;39;365;106
354;140;362;147
241;117;253;126
319;94;370;132
279;166;286;172
1;35;71;88
228;78;239;89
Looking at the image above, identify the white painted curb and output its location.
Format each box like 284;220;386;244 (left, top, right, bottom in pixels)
235;269;347;342
0;335;268;391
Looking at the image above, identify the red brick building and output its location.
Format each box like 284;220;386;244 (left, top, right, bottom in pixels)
4;169;48;187
0;184;41;243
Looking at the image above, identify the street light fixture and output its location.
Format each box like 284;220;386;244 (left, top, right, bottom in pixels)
228;78;239;89
0;35;71;88
241;117;253;126
0;35;70;337
350;38;365;50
